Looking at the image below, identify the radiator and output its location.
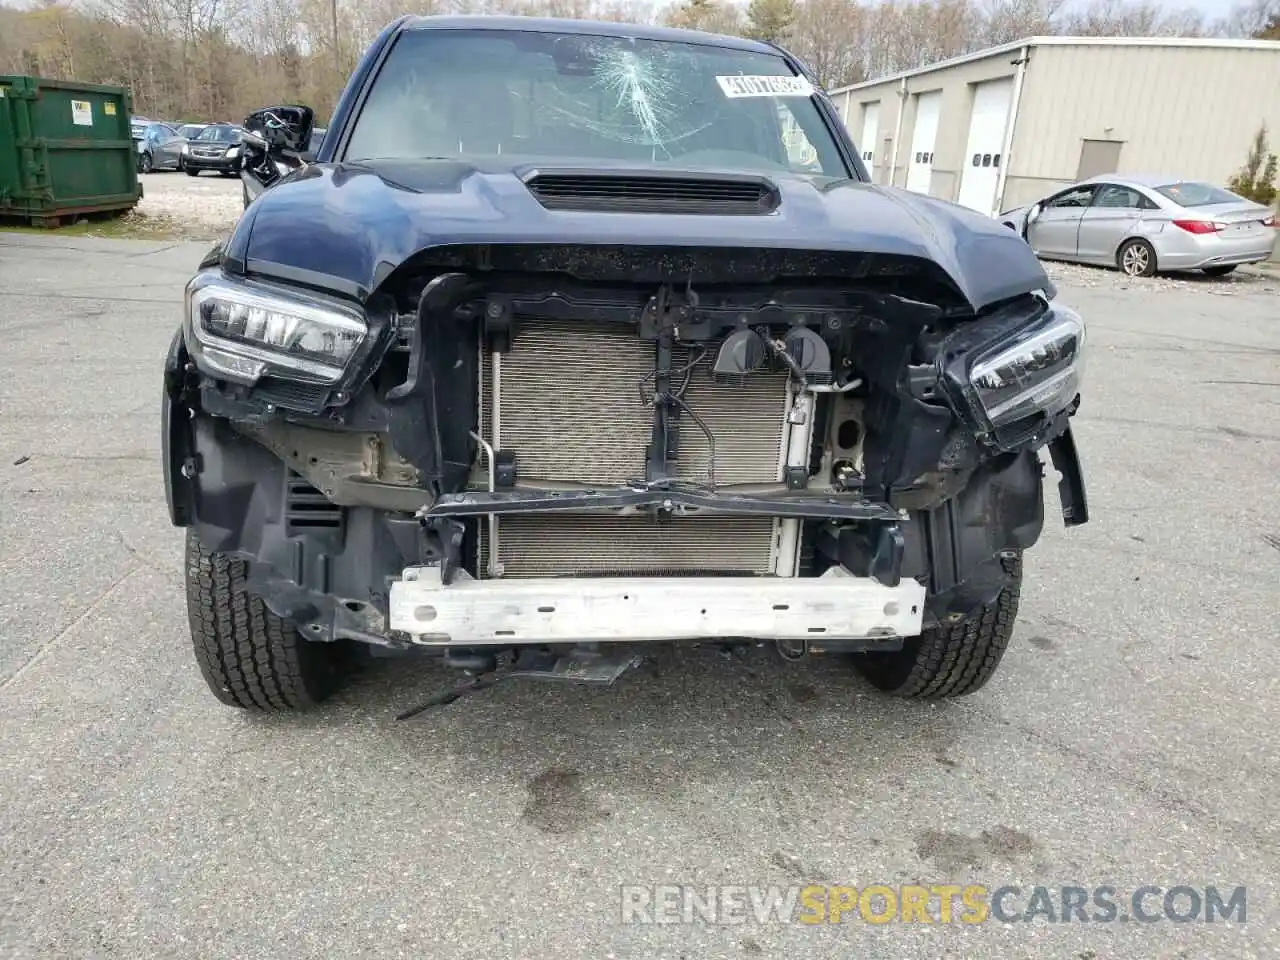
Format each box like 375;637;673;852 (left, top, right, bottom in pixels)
477;320;792;578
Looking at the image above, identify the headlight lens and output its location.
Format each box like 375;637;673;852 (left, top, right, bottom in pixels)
185;277;367;386
181;142;190;153
970;308;1084;427
225;145;240;158
945;303;1085;449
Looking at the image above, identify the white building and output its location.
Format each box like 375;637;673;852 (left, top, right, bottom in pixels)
827;36;1280;217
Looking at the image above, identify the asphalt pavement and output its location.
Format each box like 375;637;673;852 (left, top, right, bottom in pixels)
1;231;1278;959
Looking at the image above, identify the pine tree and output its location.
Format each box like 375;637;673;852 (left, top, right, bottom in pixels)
746;0;797;44
1227;124;1278;207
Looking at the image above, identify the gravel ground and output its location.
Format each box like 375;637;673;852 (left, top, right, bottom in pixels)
133;171;244;238
1044;257;1280;294
1;232;1278;959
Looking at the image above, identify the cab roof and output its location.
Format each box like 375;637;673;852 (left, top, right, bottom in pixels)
400;14;780;55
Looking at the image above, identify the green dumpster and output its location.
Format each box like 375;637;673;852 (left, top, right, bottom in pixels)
0;75;143;227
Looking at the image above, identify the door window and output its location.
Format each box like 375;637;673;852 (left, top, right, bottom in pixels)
1092;184;1144;208
1046;186;1096;209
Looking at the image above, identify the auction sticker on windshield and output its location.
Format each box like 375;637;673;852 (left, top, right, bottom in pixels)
716;75;814;98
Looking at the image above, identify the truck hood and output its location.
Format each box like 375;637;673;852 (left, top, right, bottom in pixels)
226;159;1055;312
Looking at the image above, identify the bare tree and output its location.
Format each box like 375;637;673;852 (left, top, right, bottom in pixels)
789;0;868;87
0;0;1263;122
665;0;746;35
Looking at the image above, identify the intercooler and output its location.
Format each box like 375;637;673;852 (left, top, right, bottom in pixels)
476;320;793;578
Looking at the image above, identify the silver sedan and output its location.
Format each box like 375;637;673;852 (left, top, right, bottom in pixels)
999;175;1277;278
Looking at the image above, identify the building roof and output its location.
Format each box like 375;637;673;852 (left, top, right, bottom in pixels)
402;14;778;54
829;35;1280;95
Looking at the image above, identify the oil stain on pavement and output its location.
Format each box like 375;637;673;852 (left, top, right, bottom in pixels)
521;767;611;835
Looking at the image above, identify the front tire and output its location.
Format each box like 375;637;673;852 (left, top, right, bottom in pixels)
852;555;1021;699
185;530;351;711
1118;238;1157;277
185;167;200;177
1202;265;1237;277
139;151;153;174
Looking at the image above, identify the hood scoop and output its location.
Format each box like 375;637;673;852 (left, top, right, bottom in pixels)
524;170;780;215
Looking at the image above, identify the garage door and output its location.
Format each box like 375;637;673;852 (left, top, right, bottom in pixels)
858;102;880;172
956;78;1013;215
905;91;941;195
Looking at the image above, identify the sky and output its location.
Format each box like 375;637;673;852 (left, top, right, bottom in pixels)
0;0;1256;26
1049;0;1247;21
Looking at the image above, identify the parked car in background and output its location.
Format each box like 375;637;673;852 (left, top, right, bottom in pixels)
1000;175;1277;277
130;115;151;140
136;121;186;172
183;123;244;177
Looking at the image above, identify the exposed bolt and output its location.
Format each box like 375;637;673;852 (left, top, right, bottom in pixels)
333;391;347;402
265;403;276;414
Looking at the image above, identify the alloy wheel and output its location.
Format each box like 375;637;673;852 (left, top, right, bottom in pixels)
1121;244;1149;276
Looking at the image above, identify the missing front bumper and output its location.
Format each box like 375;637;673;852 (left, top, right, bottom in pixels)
388;566;927;646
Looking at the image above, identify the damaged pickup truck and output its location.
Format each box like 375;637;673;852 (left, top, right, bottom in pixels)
163;15;1089;713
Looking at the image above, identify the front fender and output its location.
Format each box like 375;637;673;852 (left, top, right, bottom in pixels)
902;450;1047;620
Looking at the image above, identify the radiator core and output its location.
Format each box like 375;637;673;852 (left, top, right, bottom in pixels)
477;514;777;578
476;320;792;578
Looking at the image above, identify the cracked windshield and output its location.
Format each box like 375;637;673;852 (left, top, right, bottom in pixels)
345;29;842;177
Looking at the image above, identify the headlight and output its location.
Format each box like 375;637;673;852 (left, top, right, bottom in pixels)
941;303;1085;450
184;276;367;386
181;142;190;153
225;145;240;158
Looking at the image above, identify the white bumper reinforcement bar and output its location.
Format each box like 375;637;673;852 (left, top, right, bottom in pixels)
387;566;927;646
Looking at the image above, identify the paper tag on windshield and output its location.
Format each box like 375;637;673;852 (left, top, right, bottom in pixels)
716;75;814;98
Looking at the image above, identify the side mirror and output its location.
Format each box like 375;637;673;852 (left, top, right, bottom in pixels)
242;104;314;156
1027;202;1043;224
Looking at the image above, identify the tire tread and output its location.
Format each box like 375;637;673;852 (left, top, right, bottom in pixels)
184;529;332;710
856;555;1022;700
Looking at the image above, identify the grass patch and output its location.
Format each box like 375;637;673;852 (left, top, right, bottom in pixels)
0;209;222;241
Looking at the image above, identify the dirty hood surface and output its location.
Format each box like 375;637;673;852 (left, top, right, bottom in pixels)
227;159;1055;312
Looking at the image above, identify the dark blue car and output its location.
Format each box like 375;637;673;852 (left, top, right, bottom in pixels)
164;15;1089;714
